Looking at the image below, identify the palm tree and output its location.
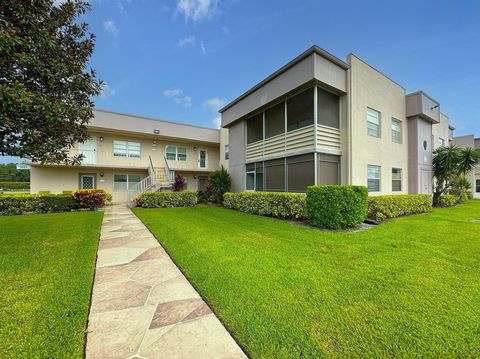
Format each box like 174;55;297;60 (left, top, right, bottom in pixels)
432;145;480;205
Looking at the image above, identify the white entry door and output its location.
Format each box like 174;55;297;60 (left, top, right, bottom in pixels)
80;174;95;189
198;149;208;169
79;139;96;164
420;169;432;194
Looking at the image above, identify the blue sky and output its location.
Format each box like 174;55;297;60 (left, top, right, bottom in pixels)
2;0;479;164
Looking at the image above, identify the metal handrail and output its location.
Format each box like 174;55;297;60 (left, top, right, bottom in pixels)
128;175;154;203
163;156;174;184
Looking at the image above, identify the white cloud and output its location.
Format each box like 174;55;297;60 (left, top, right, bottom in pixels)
163;89;192;108
103;20;118;35
203;97;226;112
177;36;196;48
176;0;218;22
100;83;116;98
212;116;221;129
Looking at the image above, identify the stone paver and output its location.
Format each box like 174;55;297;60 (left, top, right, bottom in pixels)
86;204;247;359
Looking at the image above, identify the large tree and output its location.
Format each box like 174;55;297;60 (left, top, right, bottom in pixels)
432;145;480;205
0;0;102;164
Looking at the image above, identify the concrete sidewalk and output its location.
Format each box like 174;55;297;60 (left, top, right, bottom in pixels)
86;204;247;359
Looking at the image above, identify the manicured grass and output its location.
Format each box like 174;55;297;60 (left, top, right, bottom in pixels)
0;211;103;358
134;201;480;358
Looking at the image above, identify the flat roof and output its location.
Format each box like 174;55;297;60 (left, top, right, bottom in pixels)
219;45;350;113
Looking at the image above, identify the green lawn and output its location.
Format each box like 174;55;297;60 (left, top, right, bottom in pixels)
134;201;480;358
0;211;103;358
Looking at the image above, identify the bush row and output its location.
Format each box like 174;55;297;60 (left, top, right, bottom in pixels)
0;189;109;216
136;191;198;208
223;192;307;219
306;186;368;229
0;181;30;190
367;194;433;221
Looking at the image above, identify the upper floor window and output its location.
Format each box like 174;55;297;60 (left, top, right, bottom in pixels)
367;108;381;137
367;164;381;192
392;118;402;144
225;145;229;160
287;88;314;132
317;87;339;129
166;146;187;161
246;113;263;144
265;102;285;138
113;140;141;158
392;168;402;192
438;137;445;148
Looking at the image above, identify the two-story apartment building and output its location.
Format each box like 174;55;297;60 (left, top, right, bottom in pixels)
219;46;457;195
30;45;471;202
29;110;223;202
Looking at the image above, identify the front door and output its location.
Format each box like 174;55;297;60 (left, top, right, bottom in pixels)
79;138;96;164
198;176;207;192
420;169;432;194
80;174;95;189
198;149;207;169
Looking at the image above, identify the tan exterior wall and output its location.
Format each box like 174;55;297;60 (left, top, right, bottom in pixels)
348;54;409;195
432;113;450;149
219;128;229;170
30;165;148;202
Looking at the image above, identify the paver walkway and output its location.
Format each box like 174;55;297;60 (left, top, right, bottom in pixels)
86;204;247;359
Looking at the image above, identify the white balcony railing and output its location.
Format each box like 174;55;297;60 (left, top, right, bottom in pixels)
70;149;150;168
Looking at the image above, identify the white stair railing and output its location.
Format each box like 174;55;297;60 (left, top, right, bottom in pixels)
163;156;174;185
128;156;156;203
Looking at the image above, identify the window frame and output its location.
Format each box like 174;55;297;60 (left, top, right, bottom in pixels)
113;140;141;158
392;168;402;192
438;137;445;148
391;118;402;144
476;179;480;193
224;144;229;160
113;174;142;192
367;108;381;138
367;164;381;192
165;145;187;161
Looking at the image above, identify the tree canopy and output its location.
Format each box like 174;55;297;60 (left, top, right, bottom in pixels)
0;0;102;164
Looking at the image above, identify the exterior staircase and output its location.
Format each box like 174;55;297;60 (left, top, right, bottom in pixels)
128;156;174;205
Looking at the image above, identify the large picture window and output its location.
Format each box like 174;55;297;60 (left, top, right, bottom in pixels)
367;165;381;192
317;88;339;129
113;174;141;191
287;154;314;192
247;113;263;144
265;102;285;138
113;140;141;158
165;146;187;161
287;88;314;132
367;108;381;137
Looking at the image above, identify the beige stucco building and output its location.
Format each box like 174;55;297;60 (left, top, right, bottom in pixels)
452;135;480;199
30;45;474;202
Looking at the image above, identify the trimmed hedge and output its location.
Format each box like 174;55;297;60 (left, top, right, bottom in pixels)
0;182;30;190
73;189;108;209
306;185;368;229
367;194;432;221
136;191;198;208
0;194;77;216
223;192;306;219
438;194;458;207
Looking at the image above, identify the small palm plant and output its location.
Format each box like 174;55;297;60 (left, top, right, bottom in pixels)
432;146;480;206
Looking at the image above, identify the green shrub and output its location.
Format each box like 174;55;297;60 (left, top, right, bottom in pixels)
438;194;458;207
207;166;232;203
39;191;51;195
223;192;306;219
306;185;368;229
73;189;108;209
136;191;198;208
367;194;432;221
62;190;73;195
0;194;77;216
0;182;30;190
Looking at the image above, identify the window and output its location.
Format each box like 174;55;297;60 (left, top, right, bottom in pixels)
392;168;402;192
287;154;314;192
265;158;285;191
449;128;454;140
476;179;480;193
438;137;445;148
247;113;263;144
287;88;314;132
113;174;141;191
318;154;340;185
265;102;285;138
224;145;229;160
317;88;340;129
367;108;381;137
367;165;381;192
245;162;264;191
113;141;141;158
165;146;187;161
392;118;402;144
246;172;255;191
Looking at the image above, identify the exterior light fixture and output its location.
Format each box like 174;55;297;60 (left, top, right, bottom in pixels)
100;172;104;177
193;146;198;151
99;136;104;142
154;129;160;134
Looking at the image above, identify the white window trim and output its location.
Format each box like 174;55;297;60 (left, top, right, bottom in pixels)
391;118;402;144
245;171;256;191
392;168;402;192
113;174;142;192
367;164;381;192
198;149;208;169
165;145;187;162
113;140;141;158
225;144;230;160
367;108;381;138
